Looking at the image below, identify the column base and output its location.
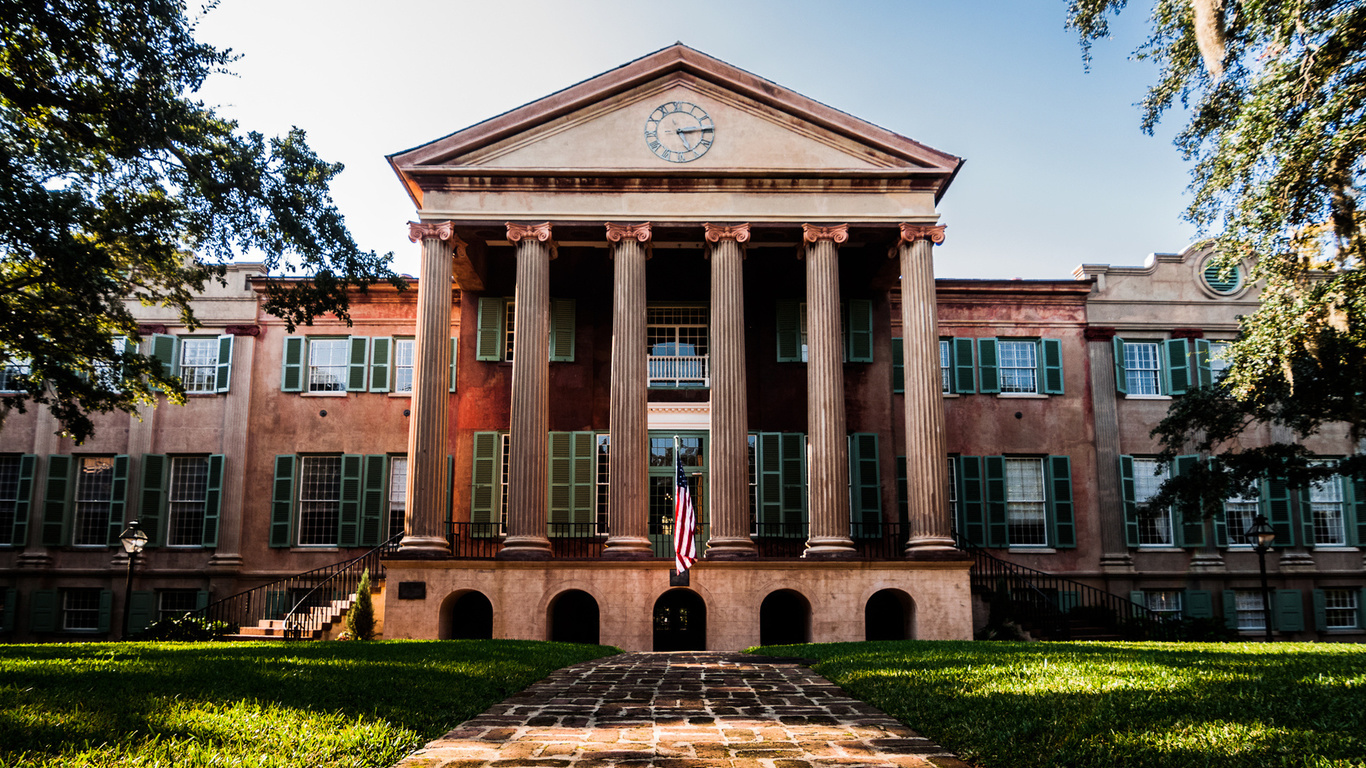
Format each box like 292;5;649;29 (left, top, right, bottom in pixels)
207;554;244;570
804;536;856;559
497;536;553;560
1278;552;1317;573
1099;553;1135;573
16;552;52;569
904;535;958;555
704;537;758;559
396;535;451;559
602;536;655;560
1189;552;1226;573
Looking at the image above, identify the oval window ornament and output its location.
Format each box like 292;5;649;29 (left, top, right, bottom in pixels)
1203;261;1242;294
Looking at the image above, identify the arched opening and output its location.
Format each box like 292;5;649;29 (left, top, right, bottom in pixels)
653;589;707;651
865;589;914;641
549;589;600;645
759;589;810;646
449;591;493;640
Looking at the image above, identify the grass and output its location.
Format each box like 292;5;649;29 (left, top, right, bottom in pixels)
0;639;616;768
751;640;1366;768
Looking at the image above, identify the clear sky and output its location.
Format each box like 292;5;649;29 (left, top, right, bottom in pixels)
191;0;1196;280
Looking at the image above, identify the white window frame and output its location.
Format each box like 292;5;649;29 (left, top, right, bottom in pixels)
1224;495;1260;549
297;455;342;546
499;434;511;531
62;589;101;631
1124;341;1163;396
0;358;30;393
1309;472;1347;547
940;340;951;394
1208;340;1232;381
1005;458;1047;547
646;305;710;387
504;301;516;362
1323;589;1359;630
393;338;415;394
1145;590;1184;620
1235;590;1268;631
307;339;349;393
595;434;610;535
947;456;958;536
388;456;407;539
998;340;1039;394
166;456;209;547
1133;458;1174;547
72;456;114;547
178;338;220;394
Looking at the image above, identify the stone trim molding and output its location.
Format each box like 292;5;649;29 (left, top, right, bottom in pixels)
1169;328;1205;339
1084;326;1117;341
506;222;553;243
225;325;261;337
703;223;751;243
899;223;947;246
801;223;848;244
605;222;652;243
407;220;454;243
138;324;168;336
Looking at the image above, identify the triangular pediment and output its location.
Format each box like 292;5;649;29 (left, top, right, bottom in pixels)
390;45;961;200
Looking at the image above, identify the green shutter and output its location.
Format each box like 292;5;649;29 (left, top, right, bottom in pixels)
1;587;15;633
845;299;873;363
776;301;801;362
369;337;391;393
895;456;908;522
446;455;454;524
759;432;783;527
1119;455;1139;547
548;432;572;526
780;432;807;529
1130;591;1145;616
106;455;129;547
346;337;369;391
1186;590;1214;618
476;298;505;361
10;454;36;547
1113;337;1127;395
361;455;387;546
139;454;167;547
1164;339;1190;395
1359;587;1366;630
1351;473;1366;547
1275;589;1304;632
977;339;1000;394
571;432;596;526
1222;590;1238;630
29;589;56;633
1193;338;1213;388
151;334;178;379
959;456;985;546
1313;589;1328;631
848;433;880;528
953;338;976;394
203;455;223;547
1173;454;1205;547
338;455;363;547
215;335;233;393
1042;338;1064;395
450;337;459;392
196;590;209;611
1260;477;1294;546
97;590;112;633
470;433;498;526
545;432;597;528
549;299;576;362
984;456;1007;547
270;455;296;548
281;337;304;392
127;591;156;635
891;339;904;394
1047;455;1075;548
41;455;72;546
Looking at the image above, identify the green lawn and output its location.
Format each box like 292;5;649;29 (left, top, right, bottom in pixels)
752;640;1366;768
0;640;616;768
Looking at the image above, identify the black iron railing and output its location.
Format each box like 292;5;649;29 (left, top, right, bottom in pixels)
189;533;402;639
851;520;909;559
446;522;608;559
752;521;807;558
955;534;1179;641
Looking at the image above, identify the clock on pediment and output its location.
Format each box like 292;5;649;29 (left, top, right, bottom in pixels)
644;101;714;163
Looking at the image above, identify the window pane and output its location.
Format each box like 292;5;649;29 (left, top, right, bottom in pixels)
1145;590;1183;619
180;338;219;394
1133;459;1172;546
998;341;1038;394
939;340;950;393
1005;458;1046;546
1310;475;1345;545
297;456;341;546
646;306;709;387
1236;590;1267;630
167;457;208;546
158;590;199;622
308;339;348;392
394;339;415;393
73;457;114;546
1324;589;1359;629
1124;342;1162;395
63;589;101;630
388;457;407;538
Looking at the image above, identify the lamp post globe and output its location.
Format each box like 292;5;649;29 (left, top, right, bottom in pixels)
118;521;148;639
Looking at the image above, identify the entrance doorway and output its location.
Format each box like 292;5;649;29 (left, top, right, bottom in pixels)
647;432;710;557
449;591;493;639
653;589;707;650
759;589;810;646
549;589;600;644
865;589;913;641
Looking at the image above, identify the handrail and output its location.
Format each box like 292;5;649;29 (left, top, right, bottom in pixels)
187;533;402;638
280;532;404;640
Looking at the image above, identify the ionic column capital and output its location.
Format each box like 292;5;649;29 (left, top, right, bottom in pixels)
408;220;455;243
605;222;653;243
898;223;947;246
801;223;849;244
704;223;751;243
506;222;553;243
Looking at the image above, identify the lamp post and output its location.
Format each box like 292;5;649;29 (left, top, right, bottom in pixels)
118;520;149;639
1244;513;1276;643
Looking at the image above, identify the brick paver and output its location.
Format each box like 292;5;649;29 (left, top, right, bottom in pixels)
391;652;969;768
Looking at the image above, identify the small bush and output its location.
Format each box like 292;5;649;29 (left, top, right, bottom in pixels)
136;614;235;641
346;569;376;641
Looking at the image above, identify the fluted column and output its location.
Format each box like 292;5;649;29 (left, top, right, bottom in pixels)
802;224;856;558
705;223;758;559
899;224;957;553
400;221;460;557
1086;327;1134;570
603;223;653;559
500;222;554;559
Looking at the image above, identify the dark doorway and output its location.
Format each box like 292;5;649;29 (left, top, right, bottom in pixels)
450;591;493;639
865;589;912;641
759;589;810;646
653;589;707;650
549;589;600;644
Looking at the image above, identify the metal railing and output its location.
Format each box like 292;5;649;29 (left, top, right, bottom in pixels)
647;355;709;387
753;521;808;558
955;534;1179;641
851;520;909;559
189;533;402;639
446;522;608;559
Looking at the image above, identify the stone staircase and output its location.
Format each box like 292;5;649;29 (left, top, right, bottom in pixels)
225;595;357;641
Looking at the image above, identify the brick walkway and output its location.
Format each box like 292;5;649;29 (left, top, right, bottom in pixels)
392;651;968;768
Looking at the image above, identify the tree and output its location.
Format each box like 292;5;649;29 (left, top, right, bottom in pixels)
0;0;402;443
345;568;376;641
1067;1;1366;514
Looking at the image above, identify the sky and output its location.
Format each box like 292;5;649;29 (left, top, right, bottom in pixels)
190;0;1196;281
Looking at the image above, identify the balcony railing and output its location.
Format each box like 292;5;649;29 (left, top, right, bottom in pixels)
647;355;709;387
446;522;607;559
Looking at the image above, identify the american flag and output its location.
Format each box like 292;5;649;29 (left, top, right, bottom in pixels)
673;453;697;573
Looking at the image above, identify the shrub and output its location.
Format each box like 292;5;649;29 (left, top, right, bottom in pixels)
346;569;376;641
136;614;235;641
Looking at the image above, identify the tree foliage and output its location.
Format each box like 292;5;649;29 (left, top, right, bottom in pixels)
345;568;376;641
0;0;401;442
1068;0;1366;513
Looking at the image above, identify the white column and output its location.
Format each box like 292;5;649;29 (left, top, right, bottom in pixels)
603;222;653;558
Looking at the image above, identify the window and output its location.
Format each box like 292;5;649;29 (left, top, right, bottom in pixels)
62;589;102;631
388;457;407;539
1203;261;1243;294
499;434;511;530
998;340;1038;394
1322;589;1359;630
1005;458;1047;547
1145;590;1183;620
73;457;115;547
0;455;21;545
0;358;30;393
1235;590;1267;631
1208;340;1232;380
179;339;220;394
1124;342;1163;395
297;456;342;546
1133;458;1173;547
747;434;759;533
393;339;415;393
474;297;576;363
939;340;951;394
166;457;209;546
93;337;126;391
307;339;349;393
1309;473;1347;546
504;300;516;361
775;300;874;364
158;590;200;623
595;435;610;535
947;457;958;535
974;338;1063;395
1224;493;1259;547
647;306;709;387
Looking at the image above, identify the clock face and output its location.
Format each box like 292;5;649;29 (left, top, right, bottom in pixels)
644;101;714;163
